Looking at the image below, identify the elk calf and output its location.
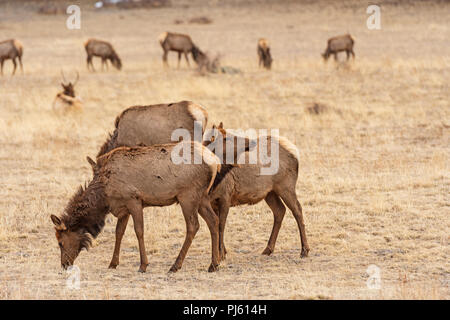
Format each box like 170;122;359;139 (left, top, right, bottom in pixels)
97;101;208;157
204;123;309;261
159;32;203;68
84;39;122;71
0;39;23;75
322;34;355;62
51;142;221;273
52;71;83;114
257;38;272;70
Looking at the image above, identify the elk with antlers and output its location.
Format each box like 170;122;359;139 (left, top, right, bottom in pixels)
52;71;83;114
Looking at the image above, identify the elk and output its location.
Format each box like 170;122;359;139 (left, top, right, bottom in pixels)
159;32;203;68
97;101;208;157
52;71;83;114
203;123;309;261
50;142;222;273
322;34;355;62
257;38;272;70
0;39;23;75
84;38;122;71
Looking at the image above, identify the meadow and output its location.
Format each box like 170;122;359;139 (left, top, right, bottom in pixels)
0;0;448;299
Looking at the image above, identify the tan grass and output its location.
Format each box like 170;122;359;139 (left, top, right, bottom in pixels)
0;0;448;299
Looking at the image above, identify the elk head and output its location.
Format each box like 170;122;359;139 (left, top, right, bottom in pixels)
60;70;79;97
203;122;257;165
50;214;89;269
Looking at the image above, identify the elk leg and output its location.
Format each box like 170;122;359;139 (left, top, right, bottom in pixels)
162;50;168;67
184;51;190;68
177;52;181;69
278;190;310;257
11;58;17;75
346;50;350;61
18;55;23;73
217;199;230;262
108;213;130;269
101;58;106;71
262;191;286;255
334;52;338;62
1;59;3;75
127;200;148;272
169;195;200;273
198;198;220;272
351;49;355;59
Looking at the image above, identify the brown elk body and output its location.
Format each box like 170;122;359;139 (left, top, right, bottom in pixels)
257;38;272;70
51;142;221;273
0;39;23;75
322;34;355;62
159;32;203;68
204;124;309;261
97;101;208;157
84;39;122;71
52;71;83;114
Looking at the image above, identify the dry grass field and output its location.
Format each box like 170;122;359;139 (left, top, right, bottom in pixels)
0;0;448;299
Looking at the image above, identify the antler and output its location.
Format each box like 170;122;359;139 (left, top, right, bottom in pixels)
60;69;67;83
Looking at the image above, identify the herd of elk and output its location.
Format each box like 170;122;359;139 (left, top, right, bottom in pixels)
0;39;23;75
50;100;308;273
52;71;83;114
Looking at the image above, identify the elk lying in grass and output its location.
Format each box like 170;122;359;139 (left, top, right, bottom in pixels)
322;34;355;62
52;71;83;114
257;38;272;70
97;101;208;157
51;142;222;273
84;38;122;71
159;32;203;68
0;39;23;75
203;123;309;261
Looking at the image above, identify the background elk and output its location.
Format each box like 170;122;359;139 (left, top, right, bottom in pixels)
257;38;272;70
159;32;203;68
52;71;83;114
84;38;122;71
322;34;355;62
0;39;23;75
97;100;208;157
51;142;222;273
204;123;309;261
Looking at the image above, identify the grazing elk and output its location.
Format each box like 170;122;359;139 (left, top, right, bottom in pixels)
322;34;355;62
257;38;272;70
203;123;309;261
51;142;222;273
159;32;203;68
97;101;208;157
0;39;23;75
52;71;83;114
84;39;122;71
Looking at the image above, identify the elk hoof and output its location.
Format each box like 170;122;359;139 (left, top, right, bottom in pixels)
262;247;273;256
301;247;310;258
138;264;148;273
108;263;118;269
168;265;179;273
208;263;219;272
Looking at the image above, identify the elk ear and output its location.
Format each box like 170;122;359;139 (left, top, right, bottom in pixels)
218;122;223;129
51;214;67;231
212;124;217;129
86;156;97;174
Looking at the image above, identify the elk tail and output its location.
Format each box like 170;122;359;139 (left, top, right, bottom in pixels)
14;40;23;57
